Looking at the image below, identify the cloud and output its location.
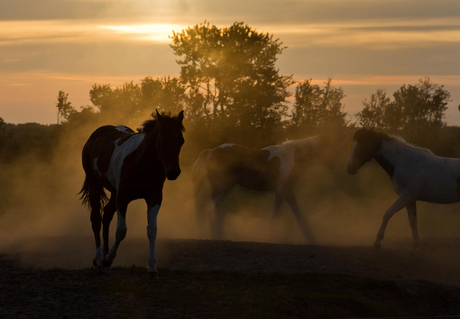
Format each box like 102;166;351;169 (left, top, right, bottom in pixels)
262;18;460;49
1;0;459;125
2;0;458;23
0;0;109;20
0;0;193;21
2;18;458;54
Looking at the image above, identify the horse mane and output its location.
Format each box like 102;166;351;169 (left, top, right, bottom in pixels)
354;128;433;154
280;136;319;155
138;111;185;134
390;135;433;154
281;136;317;146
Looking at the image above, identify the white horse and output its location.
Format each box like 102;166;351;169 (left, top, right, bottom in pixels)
346;128;460;251
193;135;337;242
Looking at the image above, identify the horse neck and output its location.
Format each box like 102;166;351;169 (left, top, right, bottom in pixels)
376;138;419;165
138;126;161;162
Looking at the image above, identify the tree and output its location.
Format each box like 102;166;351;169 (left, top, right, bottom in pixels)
356;89;403;131
170;21;294;144
56;91;74;124
0;117;6;151
395;78;450;145
141;76;186;114
66;105;99;126
90;82;142;119
290;79;347;137
356;78;451;146
86;77;186;123
89;84;114;114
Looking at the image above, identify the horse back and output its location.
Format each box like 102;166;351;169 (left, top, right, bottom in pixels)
207;144;281;191
82;125;136;188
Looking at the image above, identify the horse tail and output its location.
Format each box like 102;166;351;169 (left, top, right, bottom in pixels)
78;138;108;212
192;149;212;227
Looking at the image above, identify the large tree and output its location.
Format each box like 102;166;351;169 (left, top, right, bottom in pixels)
290;79;347;137
170;21;294;144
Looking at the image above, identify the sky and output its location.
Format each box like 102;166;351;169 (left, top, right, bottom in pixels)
0;0;459;125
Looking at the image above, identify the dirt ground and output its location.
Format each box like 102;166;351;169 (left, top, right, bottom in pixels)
2;236;460;318
4;235;460;286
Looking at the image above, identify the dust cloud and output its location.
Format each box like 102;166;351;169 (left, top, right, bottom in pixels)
1;120;460;270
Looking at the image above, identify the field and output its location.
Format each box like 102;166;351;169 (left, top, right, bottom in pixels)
2;236;460;318
2;155;460;318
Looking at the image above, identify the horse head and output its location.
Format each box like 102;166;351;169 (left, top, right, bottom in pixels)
155;110;185;180
346;128;388;175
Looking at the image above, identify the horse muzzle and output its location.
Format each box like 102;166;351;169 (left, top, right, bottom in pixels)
166;168;181;180
346;165;357;175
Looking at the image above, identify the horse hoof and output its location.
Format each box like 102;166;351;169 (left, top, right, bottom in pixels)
103;259;113;268
96;266;104;274
410;246;419;254
373;244;381;250
149;272;159;280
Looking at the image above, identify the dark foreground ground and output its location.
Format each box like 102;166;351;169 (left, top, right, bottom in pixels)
2;237;460;318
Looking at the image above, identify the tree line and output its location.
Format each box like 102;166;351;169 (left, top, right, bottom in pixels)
57;22;352;150
1;21;455;163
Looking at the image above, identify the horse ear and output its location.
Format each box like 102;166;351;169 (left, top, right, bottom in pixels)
156;109;164;125
178;110;184;122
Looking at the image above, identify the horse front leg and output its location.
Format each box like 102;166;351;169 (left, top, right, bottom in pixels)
106;199;128;266
406;201;419;252
374;193;412;249
146;194;162;278
284;190;316;244
210;189;229;240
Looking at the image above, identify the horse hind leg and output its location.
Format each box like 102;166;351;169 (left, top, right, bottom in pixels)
86;180;110;271
284;190;316;244
89;198;103;270
102;195;116;267
268;192;283;241
406;201;419;252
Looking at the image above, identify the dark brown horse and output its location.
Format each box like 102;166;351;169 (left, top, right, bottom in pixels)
79;110;184;277
192;136;336;242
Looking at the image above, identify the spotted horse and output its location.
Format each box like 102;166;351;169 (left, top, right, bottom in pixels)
192;135;337;242
79;110;185;277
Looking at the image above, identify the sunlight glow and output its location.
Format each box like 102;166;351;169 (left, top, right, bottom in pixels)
100;24;188;42
1;18;458;48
